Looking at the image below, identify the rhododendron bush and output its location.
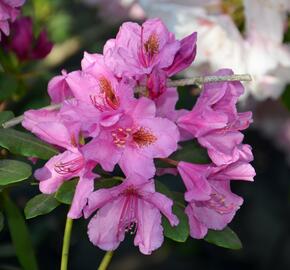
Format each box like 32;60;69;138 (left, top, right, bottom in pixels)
5;1;290;270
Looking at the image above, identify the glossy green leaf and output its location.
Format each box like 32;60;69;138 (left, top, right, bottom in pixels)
2;193;38;270
0;160;32;186
205;226;242;250
0;74;19;101
162;204;189;242
0;128;58;160
281;85;290;111
24;194;60;219
0;211;4;232
170;141;210;164
55;179;78;205
94;177;122;189
155;180;173;198
0;111;14;126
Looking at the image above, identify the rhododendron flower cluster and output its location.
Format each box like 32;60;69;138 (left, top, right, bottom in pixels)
0;0;25;40
22;18;255;255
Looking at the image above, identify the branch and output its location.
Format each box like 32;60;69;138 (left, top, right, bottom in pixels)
2;74;251;129
167;74;252;87
2;103;61;129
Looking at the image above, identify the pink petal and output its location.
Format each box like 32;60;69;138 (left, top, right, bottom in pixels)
185;204;208;239
68;171;97;219
177;162;212;202
134;199;164;255
87;197;126;251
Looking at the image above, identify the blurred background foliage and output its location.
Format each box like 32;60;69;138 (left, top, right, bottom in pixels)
0;0;290;269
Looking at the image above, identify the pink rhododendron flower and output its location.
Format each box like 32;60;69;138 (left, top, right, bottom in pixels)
104;18;180;77
84;174;178;254
178;69;252;165
83;97;179;178
178;157;255;239
104;18;196;99
22;109;98;219
66;53;134;115
48;70;73;104
19;16;256;253
0;0;25;40
2;16;52;60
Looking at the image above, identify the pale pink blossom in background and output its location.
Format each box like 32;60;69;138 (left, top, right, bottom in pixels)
140;0;290;101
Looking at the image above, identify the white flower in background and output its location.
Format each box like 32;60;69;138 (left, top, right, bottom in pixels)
139;0;290;101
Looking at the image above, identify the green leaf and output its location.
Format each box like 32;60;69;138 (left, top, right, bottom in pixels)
281;85;290;111
205;226;242;250
55;179;78;205
24;194;60;219
0;211;4;232
0;74;19;101
2;193;38;270
0;111;14;126
155;180;173;198
0;128;59;160
170;141;210;164
0;160;32;186
163;204;189;242
94;177;122;189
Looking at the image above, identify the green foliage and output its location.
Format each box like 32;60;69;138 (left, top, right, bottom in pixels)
0;111;14;125
156;181;189;242
0;128;59;160
0;74;19;101
155;180;173;198
281;85;290;111
0;211;4;232
2;193;38;270
94;177;123;189
55;179;78;205
162;204;189;242
0;160;32;186
170;140;210;164
24;194;60;219
205;226;242;250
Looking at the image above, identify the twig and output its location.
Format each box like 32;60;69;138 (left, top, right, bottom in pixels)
2;103;61;129
167;74;252;87
1;74;251;129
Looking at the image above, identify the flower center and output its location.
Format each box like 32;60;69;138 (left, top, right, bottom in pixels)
112;126;157;148
118;187;139;236
99;77;119;109
144;33;159;56
54;156;84;175
204;190;236;215
132;127;157;147
89;77;119;111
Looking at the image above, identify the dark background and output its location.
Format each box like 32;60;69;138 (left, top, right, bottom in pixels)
1;1;290;269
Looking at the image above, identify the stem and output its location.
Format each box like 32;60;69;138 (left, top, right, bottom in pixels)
167;74;252;87
158;158;179;166
60;217;73;270
2;102;61;129
1;74;252;129
98;251;114;270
